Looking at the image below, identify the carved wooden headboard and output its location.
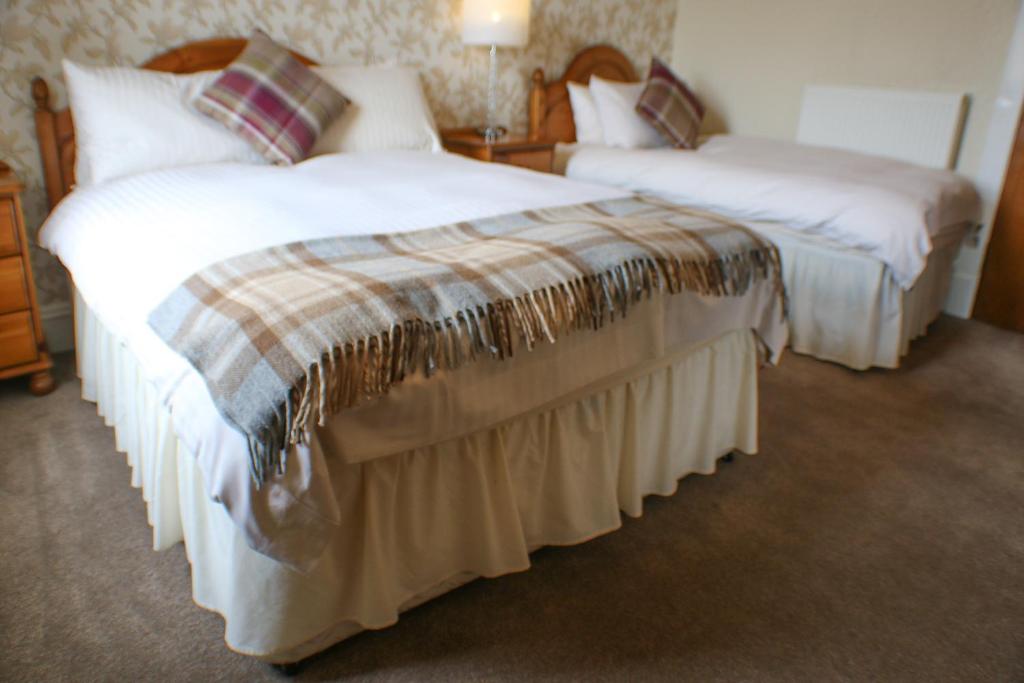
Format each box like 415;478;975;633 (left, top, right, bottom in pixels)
32;37;316;211
528;45;639;144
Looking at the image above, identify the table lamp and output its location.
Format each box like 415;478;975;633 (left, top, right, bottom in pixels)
461;0;531;142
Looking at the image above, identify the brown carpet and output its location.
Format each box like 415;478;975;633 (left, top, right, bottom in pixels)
1;316;1022;682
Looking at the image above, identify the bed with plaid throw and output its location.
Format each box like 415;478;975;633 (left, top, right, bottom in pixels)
149;195;783;485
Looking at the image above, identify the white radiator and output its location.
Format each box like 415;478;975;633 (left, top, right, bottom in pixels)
796;85;968;169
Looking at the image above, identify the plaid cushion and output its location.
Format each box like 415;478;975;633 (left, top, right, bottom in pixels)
635;57;704;150
195;30;348;164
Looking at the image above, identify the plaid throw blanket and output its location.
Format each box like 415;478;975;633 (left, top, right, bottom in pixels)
149;196;783;485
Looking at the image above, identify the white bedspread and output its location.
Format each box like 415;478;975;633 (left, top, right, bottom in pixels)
39;151;785;568
42;151;626;393
561;135;980;288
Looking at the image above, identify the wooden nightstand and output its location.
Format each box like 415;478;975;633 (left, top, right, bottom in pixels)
0;163;55;395
441;128;555;173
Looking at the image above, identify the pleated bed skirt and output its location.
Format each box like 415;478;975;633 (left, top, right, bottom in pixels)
752;224;964;370
75;294;760;662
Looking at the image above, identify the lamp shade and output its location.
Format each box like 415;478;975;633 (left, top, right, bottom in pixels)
461;0;531;47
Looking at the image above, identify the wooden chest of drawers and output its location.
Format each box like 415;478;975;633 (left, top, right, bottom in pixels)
0;164;54;395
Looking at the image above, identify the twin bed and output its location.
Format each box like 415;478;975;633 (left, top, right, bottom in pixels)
33;39;786;663
530;47;980;370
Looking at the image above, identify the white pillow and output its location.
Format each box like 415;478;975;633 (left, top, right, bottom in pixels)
311;65;441;155
589;76;666;149
566;81;604;144
62;60;265;187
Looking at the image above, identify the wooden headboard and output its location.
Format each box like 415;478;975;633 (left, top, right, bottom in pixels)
31;37;316;210
528;45;639;143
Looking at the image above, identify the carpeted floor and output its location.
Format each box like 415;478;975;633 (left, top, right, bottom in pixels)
1;316;1022;682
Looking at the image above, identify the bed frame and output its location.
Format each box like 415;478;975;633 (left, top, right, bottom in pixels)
31;38;316;211
527;45;638;143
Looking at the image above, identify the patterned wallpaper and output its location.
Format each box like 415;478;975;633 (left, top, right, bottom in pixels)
0;0;676;311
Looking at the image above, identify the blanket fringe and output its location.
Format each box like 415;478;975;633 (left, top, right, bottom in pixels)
251;247;782;486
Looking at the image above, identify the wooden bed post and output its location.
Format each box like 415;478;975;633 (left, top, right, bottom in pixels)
526;46;638;145
529;68;546;141
32;77;65;212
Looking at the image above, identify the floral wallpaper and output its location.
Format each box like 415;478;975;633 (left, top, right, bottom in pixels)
0;0;676;311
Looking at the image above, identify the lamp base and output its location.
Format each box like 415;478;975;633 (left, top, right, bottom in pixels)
475;125;508;143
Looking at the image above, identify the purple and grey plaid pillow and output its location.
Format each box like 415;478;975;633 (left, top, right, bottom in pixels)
195;30;348;165
635;57;705;150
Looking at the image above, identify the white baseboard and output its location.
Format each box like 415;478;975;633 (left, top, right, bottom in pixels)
40;301;74;354
943;272;977;319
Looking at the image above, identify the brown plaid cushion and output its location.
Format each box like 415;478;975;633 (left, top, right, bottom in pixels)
635;57;705;150
195;30;348;164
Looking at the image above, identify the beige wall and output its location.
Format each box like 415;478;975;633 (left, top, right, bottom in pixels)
672;0;1022;314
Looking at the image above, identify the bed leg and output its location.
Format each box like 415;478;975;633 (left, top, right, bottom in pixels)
271;661;304;676
722;451;736;463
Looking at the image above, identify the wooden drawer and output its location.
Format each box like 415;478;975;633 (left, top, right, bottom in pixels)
0;199;18;257
447;145;490;163
494;149;553;173
0;256;29;313
0;310;38;368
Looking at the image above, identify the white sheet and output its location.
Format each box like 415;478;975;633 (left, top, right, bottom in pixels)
40;151;784;569
560;135;981;288
42;151;638;406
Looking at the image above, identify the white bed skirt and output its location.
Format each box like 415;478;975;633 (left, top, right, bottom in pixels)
752;225;962;370
76;297;760;662
552;143;962;371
